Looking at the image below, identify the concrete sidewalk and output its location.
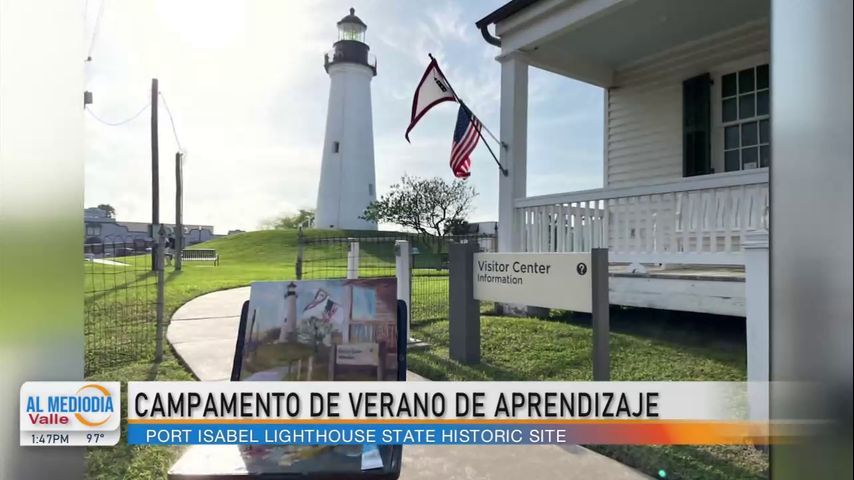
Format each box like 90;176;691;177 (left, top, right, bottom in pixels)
167;287;649;479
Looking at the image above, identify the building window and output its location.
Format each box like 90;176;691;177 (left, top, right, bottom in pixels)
333;141;340;153
368;183;374;196
721;64;769;171
85;224;101;236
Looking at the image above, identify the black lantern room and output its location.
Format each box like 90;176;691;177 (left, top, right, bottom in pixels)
324;8;376;75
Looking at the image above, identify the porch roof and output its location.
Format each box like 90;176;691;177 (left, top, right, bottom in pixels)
477;0;769;87
475;0;541;45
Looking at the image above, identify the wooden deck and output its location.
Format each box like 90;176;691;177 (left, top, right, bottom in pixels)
607;264;745;317
609;264;744;281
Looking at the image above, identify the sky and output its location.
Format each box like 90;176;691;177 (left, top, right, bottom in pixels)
83;0;604;232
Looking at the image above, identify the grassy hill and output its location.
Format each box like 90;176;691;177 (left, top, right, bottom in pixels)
194;229;446;274
193;228;307;264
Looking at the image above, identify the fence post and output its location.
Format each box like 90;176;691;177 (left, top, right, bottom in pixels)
744;229;769;423
347;239;359;279
591;248;610;381
449;241;480;364
154;224;166;362
395;240;412;341
295;227;304;280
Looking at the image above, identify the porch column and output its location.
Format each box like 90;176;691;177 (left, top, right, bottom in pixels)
498;54;528;252
744;229;769;422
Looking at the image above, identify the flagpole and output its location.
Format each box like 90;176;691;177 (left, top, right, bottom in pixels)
479;123;506;150
475;120;508;176
425;53;508;175
459;102;508;177
428;54;504;144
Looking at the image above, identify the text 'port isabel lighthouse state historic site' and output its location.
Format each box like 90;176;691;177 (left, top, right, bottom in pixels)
315;8;378;231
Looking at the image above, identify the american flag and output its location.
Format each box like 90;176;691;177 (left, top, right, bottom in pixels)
450;106;481;178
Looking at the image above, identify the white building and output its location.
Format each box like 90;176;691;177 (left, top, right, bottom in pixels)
476;0;771;318
315;8;378;231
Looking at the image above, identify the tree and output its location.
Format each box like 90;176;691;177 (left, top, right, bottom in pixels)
264;209;316;230
97;204;116;218
361;175;477;240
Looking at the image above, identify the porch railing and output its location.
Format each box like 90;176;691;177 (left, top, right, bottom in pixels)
515;169;769;265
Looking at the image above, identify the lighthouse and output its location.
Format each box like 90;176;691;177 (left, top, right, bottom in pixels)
315;8;378;230
277;282;298;343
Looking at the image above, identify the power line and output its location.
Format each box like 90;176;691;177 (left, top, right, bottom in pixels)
86;0;106;61
85;101;150;126
158;92;184;152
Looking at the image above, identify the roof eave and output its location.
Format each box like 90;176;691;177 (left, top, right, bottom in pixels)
475;0;543;47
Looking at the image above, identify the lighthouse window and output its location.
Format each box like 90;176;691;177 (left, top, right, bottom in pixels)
340;30;364;42
368;183;374;195
332;141;340;153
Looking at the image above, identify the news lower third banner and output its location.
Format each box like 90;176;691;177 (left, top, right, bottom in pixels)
123;381;780;446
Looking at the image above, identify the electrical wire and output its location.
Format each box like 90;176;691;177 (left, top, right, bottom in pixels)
86;0;106;61
85;102;150;126
158;92;184;153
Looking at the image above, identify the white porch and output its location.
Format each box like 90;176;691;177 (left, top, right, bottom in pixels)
482;0;771;317
516;168;768;266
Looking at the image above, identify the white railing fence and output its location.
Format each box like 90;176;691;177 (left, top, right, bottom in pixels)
515;169;769;265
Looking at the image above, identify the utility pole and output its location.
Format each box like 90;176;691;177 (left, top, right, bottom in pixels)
151;78;165;363
175;151;184;271
150;78;160;271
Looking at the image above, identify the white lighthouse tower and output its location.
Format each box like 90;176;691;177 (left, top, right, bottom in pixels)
315;8;377;230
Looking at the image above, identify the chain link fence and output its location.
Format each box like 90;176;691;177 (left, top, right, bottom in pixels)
84;236;160;376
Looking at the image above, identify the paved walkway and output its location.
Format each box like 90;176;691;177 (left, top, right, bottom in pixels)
167;287;649;479
88;258;129;266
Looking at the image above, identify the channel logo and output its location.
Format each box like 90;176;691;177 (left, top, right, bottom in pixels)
20;381;120;446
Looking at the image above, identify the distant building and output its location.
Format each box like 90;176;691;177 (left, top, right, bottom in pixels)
84;207;216;246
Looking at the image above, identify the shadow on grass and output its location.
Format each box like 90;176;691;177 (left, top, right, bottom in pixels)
166;268;183;283
588;444;767;480
408;348;521;381
411;316;448;328
545;307;746;362
84;270;156;304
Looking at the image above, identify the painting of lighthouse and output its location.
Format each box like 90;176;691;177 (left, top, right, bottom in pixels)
315;8;378;230
238;278;398;382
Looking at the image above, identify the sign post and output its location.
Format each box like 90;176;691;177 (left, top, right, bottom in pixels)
449;242;480;364
469;249;610;380
590;248;610;381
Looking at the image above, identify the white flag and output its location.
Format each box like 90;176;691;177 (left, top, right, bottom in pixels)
405;56;458;142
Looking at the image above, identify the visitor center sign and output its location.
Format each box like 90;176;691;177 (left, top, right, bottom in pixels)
472;253;593;312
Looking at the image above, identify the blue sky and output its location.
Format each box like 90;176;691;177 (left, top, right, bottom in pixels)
83;0;603;232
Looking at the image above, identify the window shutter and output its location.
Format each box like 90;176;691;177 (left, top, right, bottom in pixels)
683;73;712;177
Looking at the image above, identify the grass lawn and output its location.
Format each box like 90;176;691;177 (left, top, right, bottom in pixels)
85;229;767;480
408;309;767;480
85;356;194;480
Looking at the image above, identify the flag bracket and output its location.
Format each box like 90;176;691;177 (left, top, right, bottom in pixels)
460;102;508;177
